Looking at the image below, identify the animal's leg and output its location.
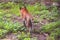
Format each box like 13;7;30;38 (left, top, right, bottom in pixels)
29;19;32;32
27;19;33;37
23;18;27;27
23;20;26;27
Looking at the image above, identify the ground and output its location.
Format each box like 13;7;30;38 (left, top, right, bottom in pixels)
0;14;49;40
0;2;60;40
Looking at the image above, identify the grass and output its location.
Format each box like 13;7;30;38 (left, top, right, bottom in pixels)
41;21;60;40
0;2;60;40
0;2;20;16
0;29;8;38
17;32;30;40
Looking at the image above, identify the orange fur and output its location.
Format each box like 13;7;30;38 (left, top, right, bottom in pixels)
20;7;33;32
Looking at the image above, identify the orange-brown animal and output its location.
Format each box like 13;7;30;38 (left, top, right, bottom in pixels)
20;6;33;32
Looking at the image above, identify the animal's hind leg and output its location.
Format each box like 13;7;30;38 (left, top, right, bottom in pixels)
23;19;30;32
28;19;33;38
28;19;33;35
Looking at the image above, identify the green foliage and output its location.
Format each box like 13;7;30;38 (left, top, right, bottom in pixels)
18;32;30;40
40;4;47;10
46;36;55;40
0;20;25;38
0;2;14;9
34;18;39;23
10;4;20;16
40;6;58;21
40;10;50;19
26;4;59;21
27;3;41;15
0;29;8;38
0;2;60;40
0;2;20;16
41;21;60;40
0;21;4;29
50;28;60;38
41;21;60;32
0;2;25;39
3;21;23;32
27;3;47;15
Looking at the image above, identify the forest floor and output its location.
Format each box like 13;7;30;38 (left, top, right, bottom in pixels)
0;14;49;40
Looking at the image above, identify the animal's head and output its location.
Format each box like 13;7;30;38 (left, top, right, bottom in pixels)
19;6;26;10
19;5;28;13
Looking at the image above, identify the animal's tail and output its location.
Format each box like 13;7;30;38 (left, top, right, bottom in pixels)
28;19;32;27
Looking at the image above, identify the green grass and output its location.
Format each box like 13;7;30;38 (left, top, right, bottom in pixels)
0;2;60;40
41;21;60;40
18;32;30;40
0;29;8;38
0;2;20;16
0;20;25;38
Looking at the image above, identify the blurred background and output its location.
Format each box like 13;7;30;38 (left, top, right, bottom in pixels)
0;0;60;40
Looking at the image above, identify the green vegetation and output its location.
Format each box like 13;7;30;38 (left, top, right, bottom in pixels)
0;2;60;40
0;2;19;16
0;20;24;38
0;29;8;38
41;21;60;40
27;4;59;21
41;21;60;32
18;32;30;40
